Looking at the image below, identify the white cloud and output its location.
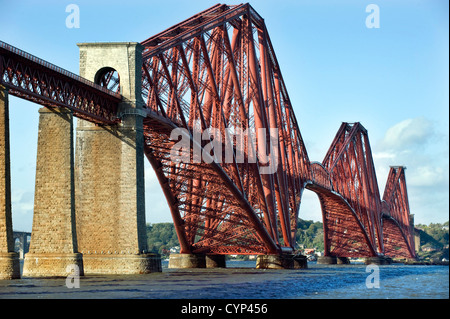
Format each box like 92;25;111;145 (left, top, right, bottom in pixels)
372;151;396;160
378;117;435;152
373;117;448;224
408;166;446;187
11;189;34;232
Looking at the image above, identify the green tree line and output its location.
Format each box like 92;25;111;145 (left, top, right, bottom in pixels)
146;220;449;257
415;221;449;261
295;219;324;251
146;223;179;255
416;221;449;249
145;219;325;255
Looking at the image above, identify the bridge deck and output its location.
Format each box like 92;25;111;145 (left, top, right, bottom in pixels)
0;40;121;124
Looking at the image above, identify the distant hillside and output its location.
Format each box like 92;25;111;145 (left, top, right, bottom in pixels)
416;221;449;249
146;219;325;255
416;221;449;262
146;220;449;259
295;219;324;251
146;223;178;255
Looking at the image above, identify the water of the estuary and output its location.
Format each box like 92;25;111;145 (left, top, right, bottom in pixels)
0;260;447;299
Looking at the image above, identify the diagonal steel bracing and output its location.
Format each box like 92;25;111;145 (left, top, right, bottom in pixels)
0;41;121;124
0;3;417;259
140;3;309;255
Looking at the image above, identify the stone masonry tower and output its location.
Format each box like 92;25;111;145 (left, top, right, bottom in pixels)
75;42;160;274
22;106;83;277
0;85;20;279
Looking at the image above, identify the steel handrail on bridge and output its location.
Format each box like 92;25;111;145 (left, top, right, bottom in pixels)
0;40;122;124
0;40;121;99
309;161;333;190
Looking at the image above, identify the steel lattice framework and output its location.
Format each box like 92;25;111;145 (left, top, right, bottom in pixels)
141;3;309;254
308;123;383;257
0;41;121;124
306;123;416;258
382;166;416;258
0;3;417;259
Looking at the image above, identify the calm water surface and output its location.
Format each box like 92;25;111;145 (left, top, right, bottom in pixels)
0;260;447;299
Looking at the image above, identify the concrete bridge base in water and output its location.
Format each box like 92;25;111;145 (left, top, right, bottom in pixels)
256;254;308;269
317;255;392;265
168;253;307;269
168;254;226;269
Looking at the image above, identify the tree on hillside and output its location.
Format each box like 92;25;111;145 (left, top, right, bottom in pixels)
295;219;324;251
145;220;449;258
416;222;449;248
146;223;179;255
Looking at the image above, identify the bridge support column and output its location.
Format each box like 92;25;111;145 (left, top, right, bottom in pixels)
206;254;226;268
0;85;20;279
317;255;337;264
75;112;163;274
75;42;161;274
337;257;351;264
256;254;307;269
364;256;392;265
15;232;30;259
168;254;227;268
168;253;206;268
293;255;308;269
318;256;351;265
23;107;83;277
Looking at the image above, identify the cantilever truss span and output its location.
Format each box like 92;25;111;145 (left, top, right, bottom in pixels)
0;3;417;259
307;123;416;259
139;4;416;258
140;3;310;255
382;166;416;259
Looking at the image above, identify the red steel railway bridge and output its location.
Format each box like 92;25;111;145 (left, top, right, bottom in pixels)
0;3;416;278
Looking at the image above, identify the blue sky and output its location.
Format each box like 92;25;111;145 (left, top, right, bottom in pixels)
0;0;448;231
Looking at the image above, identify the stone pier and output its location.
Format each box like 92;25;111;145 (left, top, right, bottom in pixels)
317;255;337;264
317;256;351;265
75;42;160;274
168;254;227;268
364;256;392;265
23;107;83;277
256;254;308;269
337;257;351;264
206;254;226;268
168;253;206;269
0;85;20;279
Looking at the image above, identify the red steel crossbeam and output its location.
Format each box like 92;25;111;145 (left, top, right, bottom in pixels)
0;5;418;260
141;3;310;255
304;127;417;259
0;40;121;125
316;122;383;257
382;166;416;258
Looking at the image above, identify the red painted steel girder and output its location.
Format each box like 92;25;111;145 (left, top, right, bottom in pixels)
0;5;417;260
0;40;121;125
306;161;376;257
141;5;416;259
382;166;416;258
308;124;416;259
141;3;310;255
313;122;383;257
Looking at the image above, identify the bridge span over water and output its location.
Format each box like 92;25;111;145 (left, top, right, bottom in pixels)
0;3;415;279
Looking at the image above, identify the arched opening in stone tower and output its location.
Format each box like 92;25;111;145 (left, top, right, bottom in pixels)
94;67;120;94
